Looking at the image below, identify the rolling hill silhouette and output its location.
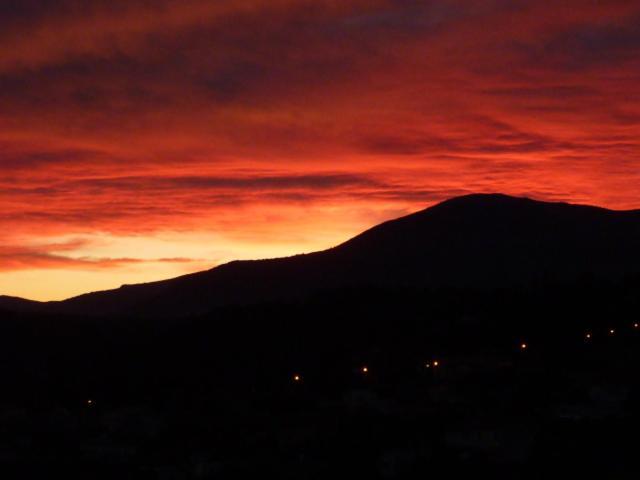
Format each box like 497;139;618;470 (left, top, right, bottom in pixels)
2;194;640;479
2;193;640;316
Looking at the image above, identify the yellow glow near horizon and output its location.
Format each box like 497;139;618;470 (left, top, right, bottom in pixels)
1;204;391;301
0;223;354;301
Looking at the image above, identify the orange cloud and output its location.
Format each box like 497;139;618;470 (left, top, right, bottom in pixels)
1;0;640;299
0;240;200;272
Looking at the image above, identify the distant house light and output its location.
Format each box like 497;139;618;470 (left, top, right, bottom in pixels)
585;333;592;340
433;360;439;367
609;329;615;335
361;366;368;374
293;374;301;382
87;399;93;406
520;343;527;350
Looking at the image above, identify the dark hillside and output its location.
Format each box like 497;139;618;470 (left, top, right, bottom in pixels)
3;194;640;317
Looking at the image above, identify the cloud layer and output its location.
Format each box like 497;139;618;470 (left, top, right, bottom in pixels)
2;0;640;299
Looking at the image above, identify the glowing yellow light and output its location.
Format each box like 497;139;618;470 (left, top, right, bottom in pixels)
585;333;591;339
520;343;527;350
609;329;615;335
293;374;301;382
361;366;368;374
87;399;93;406
433;360;439;367
634;323;638;328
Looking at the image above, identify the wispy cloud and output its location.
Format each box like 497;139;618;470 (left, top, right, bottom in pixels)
0;240;202;272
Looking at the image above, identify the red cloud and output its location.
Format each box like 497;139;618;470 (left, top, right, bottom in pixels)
1;0;640;293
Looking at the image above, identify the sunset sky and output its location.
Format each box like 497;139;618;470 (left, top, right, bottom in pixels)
2;0;640;300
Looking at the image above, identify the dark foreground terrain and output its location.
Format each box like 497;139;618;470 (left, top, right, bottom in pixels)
1;195;640;478
1;280;639;479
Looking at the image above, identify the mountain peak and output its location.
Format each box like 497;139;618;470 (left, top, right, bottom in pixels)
441;192;527;204
2;193;640;316
432;193;558;211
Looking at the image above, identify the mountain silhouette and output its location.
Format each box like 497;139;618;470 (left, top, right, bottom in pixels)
2;193;640;316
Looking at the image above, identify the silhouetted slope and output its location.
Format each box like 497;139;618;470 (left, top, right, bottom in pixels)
335;193;640;286
0;295;45;313
2;194;640;316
